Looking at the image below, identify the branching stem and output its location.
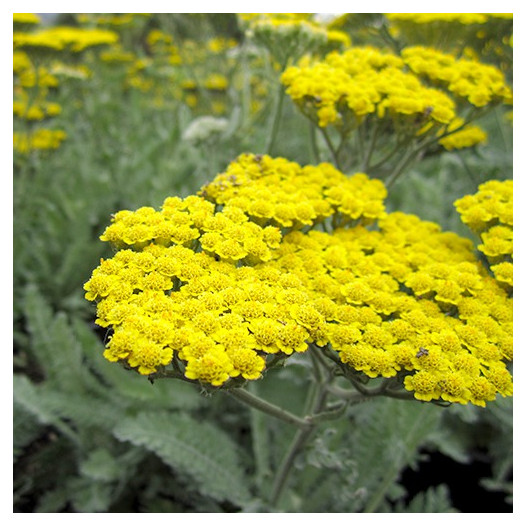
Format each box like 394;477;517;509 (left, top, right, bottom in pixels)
265;58;291;155
268;381;327;507
320;127;341;169
227;388;312;429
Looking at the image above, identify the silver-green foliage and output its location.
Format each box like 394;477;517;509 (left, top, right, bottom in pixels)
14;284;253;512
290;396;444;512
114;411;252;505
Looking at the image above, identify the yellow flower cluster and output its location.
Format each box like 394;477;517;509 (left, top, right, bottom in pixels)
12;25;68;156
455;180;513;288
401;46;512;107
207;37;239;54
270;216;512;406
86;194;307;383
98;194;281;265
438;118;487;151
14;27;119;54
99;44;136;64
85;155;512;406
13;51;59;89
386;13;490;25
145;29;182;65
204;73;229;92
13;129;66;153
13;13;41;26
138;30;238;112
281;46;457;128
13;99;62;121
200;153;387;228
13;51;32;75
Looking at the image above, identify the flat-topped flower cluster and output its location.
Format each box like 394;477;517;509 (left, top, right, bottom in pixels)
281;45;511;149
455;179;513;288
85;154;512;406
13;26;119;54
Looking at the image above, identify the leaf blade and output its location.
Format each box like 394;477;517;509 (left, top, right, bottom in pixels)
113;411;251;505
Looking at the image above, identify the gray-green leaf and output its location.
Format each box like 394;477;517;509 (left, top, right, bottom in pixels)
113;411;251;505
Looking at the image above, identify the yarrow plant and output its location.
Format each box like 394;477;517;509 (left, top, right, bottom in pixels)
85;153;512;410
14;12;512;512
13;17;120;159
280;44;511;180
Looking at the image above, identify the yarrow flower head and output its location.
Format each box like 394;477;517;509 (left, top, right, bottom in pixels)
14;26;119;56
85;154;512;407
200;153;387;229
438;118;487;151
13;13;41;31
14;129;66;154
401;46;512;107
281;46;458;130
454;179;513;289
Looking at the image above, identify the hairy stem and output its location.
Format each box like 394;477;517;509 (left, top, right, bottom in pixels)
248;382;272;491
265;83;287;155
361;119;383;172
227;388;312;429
265;58;290;155
320;127;341;169
268;383;327;507
309;121;321;164
385;144;419;189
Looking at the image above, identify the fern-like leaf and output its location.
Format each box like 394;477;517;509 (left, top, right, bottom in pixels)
22;284;85;392
347;397;443;512
113;411;251;505
13;405;42;461
13;374;121;438
13;374;78;443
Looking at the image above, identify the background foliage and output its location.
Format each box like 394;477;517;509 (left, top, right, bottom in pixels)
13;13;512;513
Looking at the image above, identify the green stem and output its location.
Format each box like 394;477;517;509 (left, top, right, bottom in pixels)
384;106;493;186
327;381;416;402
269;382;327;507
336;128;354;171
367;131;415;174
455;151;479;187
269;424;316;507
248;382;272;491
227;388;312;429
385;143;418;189
240;41;253;131
356;121;366;163
320;127;341;169
361;118;383;172
265;83;286;155
327;383;374;401
422;105;495;152
309;121;321;164
493;106;511;153
265;59;290;155
378;23;402;54
308;344;326;382
383;389;418;401
308;401;348;423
